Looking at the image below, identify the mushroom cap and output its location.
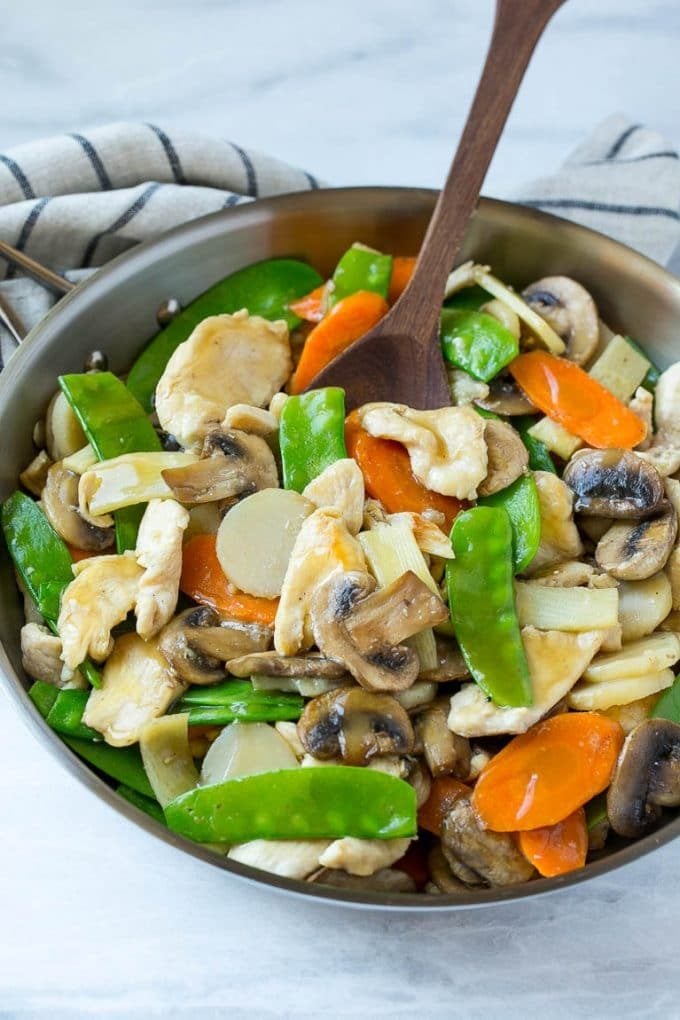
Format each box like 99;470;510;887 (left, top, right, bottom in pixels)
226;650;348;680
42;462;114;552
441;797;535;887
595;502;678;581
475;375;536;416
161;427;278;504
563;448;665;518
477;419;529;497
522;276;599;365
607;718;680;838
159;605;271;684
297;687;415;766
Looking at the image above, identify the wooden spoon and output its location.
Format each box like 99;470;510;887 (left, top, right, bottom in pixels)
309;0;567;410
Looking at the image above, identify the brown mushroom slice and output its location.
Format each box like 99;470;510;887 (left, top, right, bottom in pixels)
419;638;471;683
42;462;115;551
311;570;448;692
607;718;680;838
596;503;677;581
415;699;471;778
162;428;278;503
19;450;53;497
522;276;599;365
441;798;536;887
227;650;347;680
427;843;476;892
159;605;272;684
297;687;415;765
475;375;536;416
477;419;529;497
563;448;665;518
308;867;416;893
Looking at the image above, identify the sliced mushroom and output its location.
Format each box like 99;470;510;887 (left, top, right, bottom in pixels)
42;462;114;551
21;623;77;688
159;606;272;684
522;276;599;365
415;699;471;778
19;450;53;497
227;650;347;680
596;503;677;580
161;428;278;503
441;797;536;887
45;390;87;461
297;687;415;765
308;867;416;893
475;375;536;416
563;448;665;518
607;718;680;838
427;843;472;892
311;570;448;692
419;638;471;683
477;419;528;497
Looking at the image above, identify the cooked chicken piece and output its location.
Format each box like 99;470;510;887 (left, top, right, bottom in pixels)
524;471;583;574
228;839;331;879
58;552;143;670
21;623;86;689
222;403;278;436
387;512;454;558
447;626;604;737
135;498;190;640
83;632;185;746
303;459;365;535
638;364;680;476
155;311;292;449
274;508;366;655
630;386;653;451
358;402;487;500
601;693;661;735
447;368;490;406
318;837;411;877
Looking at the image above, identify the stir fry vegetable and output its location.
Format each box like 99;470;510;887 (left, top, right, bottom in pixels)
10;246;680;896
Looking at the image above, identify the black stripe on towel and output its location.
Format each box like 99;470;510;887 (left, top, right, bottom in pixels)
230;142;258;197
0;154;35;200
605;123;642;160
82;182;161;267
521;198;680;222
304;171;320;190
581;150;679;167
222;193;242;208
69;133;113;190
146;124;186;185
4;197;50;279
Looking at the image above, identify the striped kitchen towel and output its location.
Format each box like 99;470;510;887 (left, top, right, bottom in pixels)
0;116;678;367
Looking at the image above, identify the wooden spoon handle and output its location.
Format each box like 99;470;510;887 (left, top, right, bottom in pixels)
393;0;567;344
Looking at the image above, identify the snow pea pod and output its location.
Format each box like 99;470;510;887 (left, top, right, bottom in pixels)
515;416;557;474
443;284;492;311
3;494;102;687
329;243;392;307
59;372;162;552
440;308;518;382
478;473;541;574
117;784;166;825
447;507;533;707
177;679;303;724
164;766;417;843
126;258;323;413
650;673;680;724
44;686;99;740
279;387;348;492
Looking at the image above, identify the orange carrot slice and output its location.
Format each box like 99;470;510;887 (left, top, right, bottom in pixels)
388;256;417;304
289;284;327;324
518;807;589;878
180;534;278;627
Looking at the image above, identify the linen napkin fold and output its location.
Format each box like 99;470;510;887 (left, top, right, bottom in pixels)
0;116;678;368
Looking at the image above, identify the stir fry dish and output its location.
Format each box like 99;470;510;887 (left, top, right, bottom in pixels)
7;242;680;896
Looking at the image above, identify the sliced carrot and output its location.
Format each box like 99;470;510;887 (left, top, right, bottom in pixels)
472;712;624;832
345;411;463;531
418;777;470;836
518;807;588;878
290;290;389;394
509;350;647;449
180;534;278;627
289;284;327;324
67;544;97;563
388;255;417;304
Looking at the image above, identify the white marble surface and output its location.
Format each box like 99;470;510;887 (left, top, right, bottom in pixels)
1;0;680;1016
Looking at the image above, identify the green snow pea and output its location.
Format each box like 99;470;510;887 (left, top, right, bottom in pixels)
478;473;541;574
447;507;532;707
279;387;347;492
440;308;519;382
626;337;660;392
28;679;58;718
515;416;557;474
329;243;392;307
117;784;166;825
2;494;102;687
165;766;417;843
126;258;324;413
443;284;491;311
650;673;680;724
60;371;162;552
44;686;99;740
177;680;303;725
585;793;608;832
